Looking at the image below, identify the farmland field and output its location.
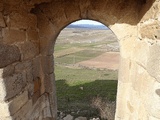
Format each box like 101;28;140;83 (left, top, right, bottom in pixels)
54;28;119;119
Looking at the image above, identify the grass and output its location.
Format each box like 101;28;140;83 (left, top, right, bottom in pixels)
55;65;118;117
54;40;115;52
55;28;119;119
55;50;105;64
55;66;118;84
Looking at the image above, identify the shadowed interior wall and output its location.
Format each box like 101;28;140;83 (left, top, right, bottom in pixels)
0;0;159;120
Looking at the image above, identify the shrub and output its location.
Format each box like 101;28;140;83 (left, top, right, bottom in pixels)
92;97;116;120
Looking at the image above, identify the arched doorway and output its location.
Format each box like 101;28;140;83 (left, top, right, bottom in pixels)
0;0;158;120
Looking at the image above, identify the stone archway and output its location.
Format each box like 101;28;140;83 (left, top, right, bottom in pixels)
0;0;159;120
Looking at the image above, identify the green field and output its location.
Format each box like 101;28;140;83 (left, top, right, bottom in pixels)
55;50;105;64
55;65;118;118
54;28;119;119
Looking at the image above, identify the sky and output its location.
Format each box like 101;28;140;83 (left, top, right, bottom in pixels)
71;20;104;25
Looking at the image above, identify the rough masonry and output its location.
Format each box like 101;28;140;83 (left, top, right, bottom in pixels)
0;0;160;120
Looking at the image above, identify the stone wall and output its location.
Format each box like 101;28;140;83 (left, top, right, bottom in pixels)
0;0;159;120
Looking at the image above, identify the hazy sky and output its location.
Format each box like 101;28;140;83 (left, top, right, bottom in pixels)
71;20;104;25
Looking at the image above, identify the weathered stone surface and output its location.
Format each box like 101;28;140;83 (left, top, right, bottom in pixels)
147;43;160;82
0;73;26;101
0;91;28;117
9;12;37;29
0;44;20;68
3;29;26;44
110;24;137;40
118;57;130;83
17;41;39;60
140;21;160;39
12;100;32;119
44;73;55;93
75;117;87;120
2;65;14;78
0;2;3;12
38;17;58;55
27;0;52;5
41;55;54;74
0;12;6;27
9;91;28;115
26;94;52;119
15;60;32;72
119;37;136;59
63;115;73;120
132;39;150;67
3;0;22;5
32;56;41;79
27;29;39;43
147;81;160;119
0;0;159;120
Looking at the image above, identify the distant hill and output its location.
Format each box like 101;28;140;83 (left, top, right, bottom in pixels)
67;24;109;30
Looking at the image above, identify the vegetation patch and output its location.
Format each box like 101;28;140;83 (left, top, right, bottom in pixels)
55;28;119;119
55;50;105;64
55;65;118;119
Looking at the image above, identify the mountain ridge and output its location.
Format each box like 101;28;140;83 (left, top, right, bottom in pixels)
67;24;109;30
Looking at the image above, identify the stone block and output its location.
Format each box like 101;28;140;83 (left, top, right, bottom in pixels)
0;72;26;101
75;117;87;120
3;29;26;44
34;77;41;93
147;43;160;82
0;44;20;68
32;56;41;79
43;73;55;94
12;100;32;119
132;39;149;67
32;90;40;104
0;2;3;12
15;60;32;72
149;116;160;120
147;81;160;119
63;115;73;120
0;90;28;117
118;57;130;83
129;60;155;101
41;55;54;74
110;24;137;40
9;12;37;29
26;93;51;119
26;67;33;83
0;12;5;27
42;107;52;119
17;41;39;61
2;65;14;78
37;12;57;38
137;104;148;120
37;14;57;55
40;37;54;55
27;82;34;99
3;0;22;5
27;29;39;43
0;30;2;39
42;118;53;120
28;0;52;5
140;21;160;40
155;29;160;40
119;37;135;59
9;91;28;115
